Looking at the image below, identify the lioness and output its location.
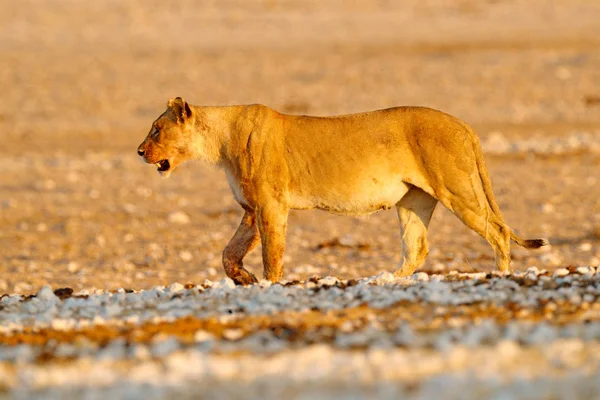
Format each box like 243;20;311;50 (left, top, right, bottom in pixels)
137;98;548;285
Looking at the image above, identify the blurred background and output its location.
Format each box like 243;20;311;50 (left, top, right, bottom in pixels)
1;0;599;292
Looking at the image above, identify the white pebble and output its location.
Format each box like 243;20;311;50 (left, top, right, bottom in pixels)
36;286;57;302
167;211;191;225
541;203;555;214
372;272;396;285
179;251;194;262
578;242;592;252
540;252;562;267
123;203;137;214
318;276;339;286
576;266;593;275
167;282;185;293
101;303;122;318
222;328;244;340
194;330;216;343
258;279;272;287
213;278;236;290
67;262;79;273
412;272;429;282
553;268;570;277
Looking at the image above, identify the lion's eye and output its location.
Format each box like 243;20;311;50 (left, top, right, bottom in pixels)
153;128;160;138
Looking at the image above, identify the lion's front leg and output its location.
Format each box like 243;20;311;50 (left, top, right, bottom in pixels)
256;202;289;282
222;211;261;285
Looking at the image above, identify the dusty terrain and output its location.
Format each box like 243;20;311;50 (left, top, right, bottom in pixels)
1;0;600;398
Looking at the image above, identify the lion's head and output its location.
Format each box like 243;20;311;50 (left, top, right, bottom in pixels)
137;97;198;178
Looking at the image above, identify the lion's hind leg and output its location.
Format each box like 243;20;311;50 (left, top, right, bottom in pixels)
436;177;512;274
393;186;438;278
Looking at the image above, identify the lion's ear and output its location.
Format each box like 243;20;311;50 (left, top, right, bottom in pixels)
167;97;192;121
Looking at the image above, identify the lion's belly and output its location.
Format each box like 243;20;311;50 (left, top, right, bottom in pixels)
290;178;411;216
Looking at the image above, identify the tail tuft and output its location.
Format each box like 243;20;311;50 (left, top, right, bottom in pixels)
511;231;549;249
520;238;549;249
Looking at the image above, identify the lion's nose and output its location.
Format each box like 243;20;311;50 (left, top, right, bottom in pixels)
137;147;145;157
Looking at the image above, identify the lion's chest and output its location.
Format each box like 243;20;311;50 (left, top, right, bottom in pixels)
225;170;249;206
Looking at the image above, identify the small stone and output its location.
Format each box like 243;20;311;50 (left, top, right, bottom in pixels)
412;272;429;282
339;320;355;333
168;211;191;225
372;272;396;285
50;319;72;331
482;131;511;154
36;285;57;301
131;344;152;361
553;268;570;277
430;263;445;273
318;276;339;286
96;235;106;247
540;252;562;267
578;242;592;252
541;203;555;214
258;279;272;287
67;262;79;273
147;243;164;260
583;294;595;303
496;340;519;358
222;328;244;340
123;203;137;214
194;330;216;343
53;287;74;300
101;303;122;318
338;234;357;247
213;278;235;289
305;281;317;289
167;282;184;293
576;266;593;275
179;250;193;262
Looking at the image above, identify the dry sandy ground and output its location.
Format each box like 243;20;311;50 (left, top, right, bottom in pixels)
1;0;600;398
1;0;599;293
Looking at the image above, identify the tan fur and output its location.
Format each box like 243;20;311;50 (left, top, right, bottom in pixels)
137;98;548;284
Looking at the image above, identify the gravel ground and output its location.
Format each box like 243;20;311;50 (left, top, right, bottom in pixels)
1;269;600;399
1;0;600;398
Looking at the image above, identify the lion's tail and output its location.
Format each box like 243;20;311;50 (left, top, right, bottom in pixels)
510;232;549;249
471;130;549;249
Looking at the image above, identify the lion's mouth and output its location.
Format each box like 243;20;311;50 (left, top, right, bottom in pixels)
156;159;170;172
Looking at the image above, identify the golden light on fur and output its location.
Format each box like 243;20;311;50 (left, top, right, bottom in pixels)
137;98;548;284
